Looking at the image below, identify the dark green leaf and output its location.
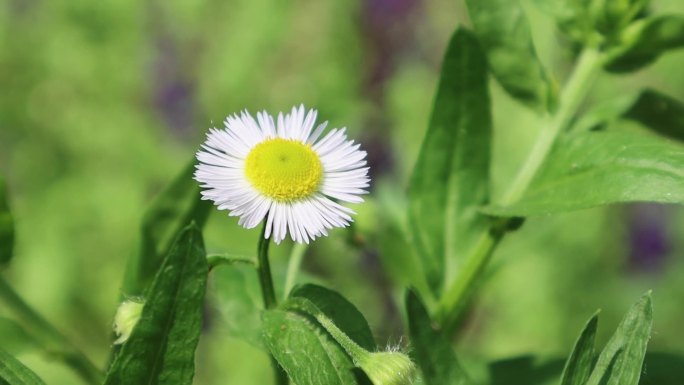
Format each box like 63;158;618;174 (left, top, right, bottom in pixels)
122;158;212;296
289;284;375;351
606;15;684;73
263;309;358;385
0;318;41;355
104;224;208;385
489;356;565;385
639;352;684;385
560;313;599;385
0;348;46;385
624;89;684;141
466;0;556;111
484;131;684;216
405;289;471;385
408;28;492;295
529;0;594;44
0;176;15;266
585;292;653;385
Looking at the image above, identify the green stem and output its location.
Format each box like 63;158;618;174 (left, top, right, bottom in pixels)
255;223;288;385
0;275;103;384
283;243;307;299
206;253;255;270
436;48;603;332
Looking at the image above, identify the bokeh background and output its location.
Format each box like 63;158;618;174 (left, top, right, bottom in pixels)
1;0;684;383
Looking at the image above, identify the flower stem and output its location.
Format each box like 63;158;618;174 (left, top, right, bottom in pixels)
0;275;103;384
436;48;603;333
255;223;288;385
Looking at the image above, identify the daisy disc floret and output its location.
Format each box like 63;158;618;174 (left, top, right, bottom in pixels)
194;105;369;244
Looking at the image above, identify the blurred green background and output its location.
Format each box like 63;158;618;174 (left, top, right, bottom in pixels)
1;0;684;383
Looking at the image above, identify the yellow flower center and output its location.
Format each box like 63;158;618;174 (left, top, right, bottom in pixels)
245;138;323;201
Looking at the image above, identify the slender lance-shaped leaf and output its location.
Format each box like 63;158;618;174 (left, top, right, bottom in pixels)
0;317;42;355
466;0;556;112
560;312;599;385
585;292;653;385
263;309;359;385
104;224;208;385
408;28;492;295
289;284;375;351
406;289;471;385
122;158;212;296
484;131;684;216
624;89;684;141
0;347;46;385
0;176;14;266
605;15;684;73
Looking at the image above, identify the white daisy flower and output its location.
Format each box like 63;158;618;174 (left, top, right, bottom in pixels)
194;105;369;244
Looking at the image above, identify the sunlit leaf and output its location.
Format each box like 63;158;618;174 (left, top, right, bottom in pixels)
104;224;208;385
466;0;556;111
408;28;492;295
585;292;653;385
606;15;684;73
560;313;599;385
484;131;684;216
0;347;46;385
122;158;212;296
0;176;14;266
405;289;471;385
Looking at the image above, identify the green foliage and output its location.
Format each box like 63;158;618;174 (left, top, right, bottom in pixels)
408;28;492;296
560;313;599;385
104;224;208;385
405;290;471;385
122;159;212;296
488;356;564;385
485;131;684;216
624;89;684;141
262;309;358;385
585;293;653;385
0;177;14;267
465;0;557;112
0;347;46;385
0;318;41;355
605;15;684;72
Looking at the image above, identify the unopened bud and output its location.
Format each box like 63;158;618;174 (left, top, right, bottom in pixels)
113;299;144;344
358;351;417;385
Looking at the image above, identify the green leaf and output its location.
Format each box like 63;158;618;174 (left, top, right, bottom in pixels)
289;284;375;351
639;352;684;385
408;28;492;295
405;290;471;385
122;158;212;296
489;356;565;385
466;0;556;111
0;347;46;385
484;131;684;216
0;318;41;355
529;0;594;45
585;292;653;385
104;224;208;385
262;309;358;385
211;265;263;346
623;89;684;141
606;15;684;73
0;176;15;266
560;313;599;385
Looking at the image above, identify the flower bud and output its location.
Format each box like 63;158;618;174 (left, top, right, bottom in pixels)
358;351;417;385
113;299;144;344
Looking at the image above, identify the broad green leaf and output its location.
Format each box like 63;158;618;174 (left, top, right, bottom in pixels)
405;290;471;385
263;309;358;385
466;0;556;112
0;347;46;385
408;28;492;295
623;89;684;141
0;318;41;355
104;224;208;385
605;15;684;73
211;265;263;346
585;292;653;385
289;284;375;351
571;92;639;132
484;131;684;216
560;313;599;385
489;356;564;385
0;176;14;266
122;158;212;296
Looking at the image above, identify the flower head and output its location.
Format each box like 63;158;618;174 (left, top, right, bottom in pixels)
113;299;144;345
195;105;369;244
